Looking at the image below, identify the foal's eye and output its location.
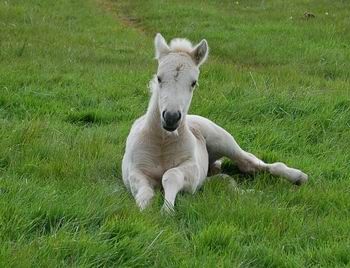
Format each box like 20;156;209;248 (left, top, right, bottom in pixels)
191;80;197;88
157;76;162;83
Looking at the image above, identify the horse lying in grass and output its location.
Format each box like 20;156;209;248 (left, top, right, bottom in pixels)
122;33;308;212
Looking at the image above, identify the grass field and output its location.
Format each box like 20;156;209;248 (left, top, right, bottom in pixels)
1;0;350;266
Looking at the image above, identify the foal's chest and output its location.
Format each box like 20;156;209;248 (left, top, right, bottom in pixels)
136;137;192;180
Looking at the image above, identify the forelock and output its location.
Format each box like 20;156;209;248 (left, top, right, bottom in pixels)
169;38;193;53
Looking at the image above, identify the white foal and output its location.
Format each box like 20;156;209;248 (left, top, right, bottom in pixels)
122;33;308;211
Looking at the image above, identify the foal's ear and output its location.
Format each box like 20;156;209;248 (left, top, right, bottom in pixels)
154;33;170;60
190;39;209;66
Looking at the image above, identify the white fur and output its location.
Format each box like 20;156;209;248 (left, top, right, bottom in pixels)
122;34;308;211
169;38;193;53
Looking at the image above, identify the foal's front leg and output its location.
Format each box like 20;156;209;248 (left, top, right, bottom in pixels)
161;163;197;212
128;170;155;210
161;169;184;212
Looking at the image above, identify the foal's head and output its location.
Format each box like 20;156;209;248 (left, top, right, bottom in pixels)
153;33;209;132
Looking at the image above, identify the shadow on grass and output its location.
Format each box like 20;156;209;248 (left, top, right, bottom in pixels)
220;159;256;184
66;111;114;126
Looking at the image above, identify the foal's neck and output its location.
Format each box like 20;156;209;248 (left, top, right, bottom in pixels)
145;90;161;129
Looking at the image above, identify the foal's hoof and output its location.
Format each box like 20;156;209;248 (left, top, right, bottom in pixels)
208;160;222;176
294;171;308;186
161;203;175;215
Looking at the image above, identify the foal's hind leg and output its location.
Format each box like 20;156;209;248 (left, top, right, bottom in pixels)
208;159;223;176
233;151;308;185
188;115;308;184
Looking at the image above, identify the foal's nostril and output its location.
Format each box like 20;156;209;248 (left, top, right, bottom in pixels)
177;111;181;121
163;110;182;127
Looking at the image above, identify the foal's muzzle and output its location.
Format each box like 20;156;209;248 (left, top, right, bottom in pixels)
162;110;181;132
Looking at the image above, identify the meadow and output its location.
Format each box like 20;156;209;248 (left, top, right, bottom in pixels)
0;0;349;266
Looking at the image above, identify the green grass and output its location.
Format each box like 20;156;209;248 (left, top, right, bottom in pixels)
1;0;350;266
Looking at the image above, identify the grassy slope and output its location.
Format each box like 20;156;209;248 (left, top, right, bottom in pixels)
0;0;349;266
